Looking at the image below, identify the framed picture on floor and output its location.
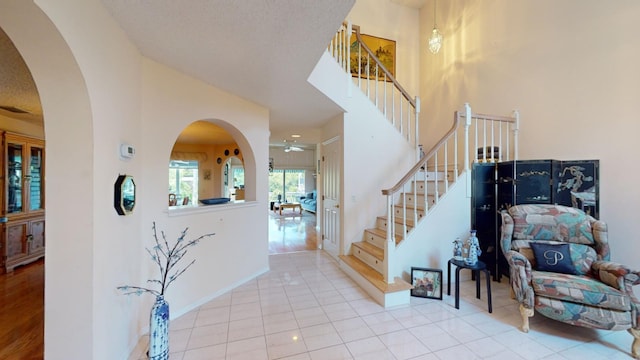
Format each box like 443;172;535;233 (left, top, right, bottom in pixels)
410;267;442;300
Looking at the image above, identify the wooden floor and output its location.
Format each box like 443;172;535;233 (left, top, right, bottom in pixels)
268;208;318;253
0;259;44;360
0;211;317;359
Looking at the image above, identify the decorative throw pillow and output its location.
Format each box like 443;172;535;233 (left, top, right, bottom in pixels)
530;242;576;275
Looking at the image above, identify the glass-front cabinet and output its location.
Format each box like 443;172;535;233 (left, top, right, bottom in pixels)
1;132;45;273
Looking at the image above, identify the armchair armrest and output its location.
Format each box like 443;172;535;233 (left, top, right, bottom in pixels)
504;250;535;308
592;260;640;290
593;261;640;329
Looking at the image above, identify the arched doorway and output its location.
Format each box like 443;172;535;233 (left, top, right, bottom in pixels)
0;3;94;359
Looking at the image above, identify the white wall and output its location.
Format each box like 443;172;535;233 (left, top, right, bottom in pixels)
419;0;640;266
393;175;471;282
348;0;421;97
342;88;416;254
139;57;271;355
2;1;270;358
35;2;146;358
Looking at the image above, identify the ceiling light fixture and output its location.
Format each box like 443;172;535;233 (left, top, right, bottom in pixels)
284;145;304;152
428;0;443;54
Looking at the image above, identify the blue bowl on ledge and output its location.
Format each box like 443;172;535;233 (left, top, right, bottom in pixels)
199;197;231;205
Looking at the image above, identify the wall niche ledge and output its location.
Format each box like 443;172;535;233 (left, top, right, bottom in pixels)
166;201;257;217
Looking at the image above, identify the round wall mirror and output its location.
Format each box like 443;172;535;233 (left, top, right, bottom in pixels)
114;174;136;215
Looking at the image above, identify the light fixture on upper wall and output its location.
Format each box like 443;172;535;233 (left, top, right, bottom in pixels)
428;0;443;54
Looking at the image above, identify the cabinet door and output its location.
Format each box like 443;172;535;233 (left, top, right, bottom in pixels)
6;141;24;215
29;218;45;255
496;161;515;210
471;163;498;279
27;144;45;212
5;134;45;216
471;164;496;249
5;221;28;263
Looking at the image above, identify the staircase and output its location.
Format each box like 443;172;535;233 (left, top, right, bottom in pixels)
338;170;443;306
324;22;520;307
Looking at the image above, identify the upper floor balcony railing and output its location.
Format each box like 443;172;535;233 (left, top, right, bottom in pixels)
329;22;420;151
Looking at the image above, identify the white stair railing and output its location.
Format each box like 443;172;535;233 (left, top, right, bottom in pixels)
329;22;420;151
380;103;519;283
329;23;520;284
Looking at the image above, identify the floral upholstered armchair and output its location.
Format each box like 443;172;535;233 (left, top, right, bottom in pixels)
500;204;640;358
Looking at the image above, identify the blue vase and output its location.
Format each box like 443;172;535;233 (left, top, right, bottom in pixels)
149;295;169;360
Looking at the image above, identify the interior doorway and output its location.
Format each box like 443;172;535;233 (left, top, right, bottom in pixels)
267;168;318;253
0;26;45;359
1;3;96;358
321;136;341;260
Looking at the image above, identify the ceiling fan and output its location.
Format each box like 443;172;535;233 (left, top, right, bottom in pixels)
284;145;304;152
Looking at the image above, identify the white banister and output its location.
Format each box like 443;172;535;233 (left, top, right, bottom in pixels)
381;103;518;283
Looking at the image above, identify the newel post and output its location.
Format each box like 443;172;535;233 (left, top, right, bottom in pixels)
414;96;420;160
463;102;472;172
384;194;394;284
512;109;520;161
464;103;473;197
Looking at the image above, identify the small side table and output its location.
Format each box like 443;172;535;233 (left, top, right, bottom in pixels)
447;258;492;313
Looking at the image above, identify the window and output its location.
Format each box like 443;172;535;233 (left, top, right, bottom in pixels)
169;160;198;205
232;167;244;188
269;169;305;203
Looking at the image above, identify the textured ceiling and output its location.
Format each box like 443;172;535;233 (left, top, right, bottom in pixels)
101;0;356;146
1;1;356;146
0;27;42;125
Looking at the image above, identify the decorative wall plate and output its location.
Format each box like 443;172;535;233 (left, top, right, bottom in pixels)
234;148;239;155
224;149;230;156
217;157;222;164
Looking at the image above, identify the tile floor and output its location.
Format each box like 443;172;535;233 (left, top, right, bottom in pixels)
128;251;635;359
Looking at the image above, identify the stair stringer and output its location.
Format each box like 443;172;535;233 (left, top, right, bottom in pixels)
390;171;472;286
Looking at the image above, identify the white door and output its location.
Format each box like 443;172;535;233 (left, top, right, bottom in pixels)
322;136;341;259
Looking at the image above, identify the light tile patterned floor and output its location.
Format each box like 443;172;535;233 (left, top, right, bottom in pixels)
129;251;636;359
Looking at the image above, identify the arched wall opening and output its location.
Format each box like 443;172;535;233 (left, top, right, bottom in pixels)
0;2;95;359
169;120;253;206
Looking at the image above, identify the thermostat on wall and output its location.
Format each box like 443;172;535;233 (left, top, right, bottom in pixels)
120;143;135;159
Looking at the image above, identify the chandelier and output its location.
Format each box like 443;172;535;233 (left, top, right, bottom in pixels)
428;0;443;54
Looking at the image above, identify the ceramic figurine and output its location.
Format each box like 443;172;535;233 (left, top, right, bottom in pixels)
465;230;481;266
